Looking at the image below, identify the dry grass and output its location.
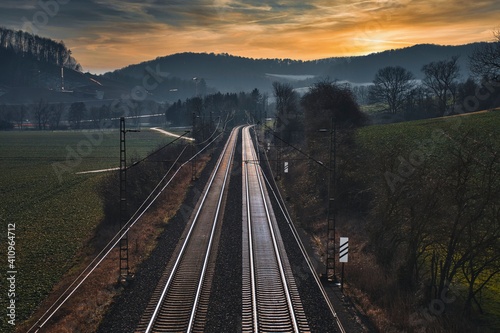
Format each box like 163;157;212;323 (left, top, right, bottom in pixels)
18;156;210;333
276;145;413;332
338;238;401;332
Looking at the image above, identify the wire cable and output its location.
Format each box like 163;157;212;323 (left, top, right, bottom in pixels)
257;133;347;333
245;109;330;170
28;130;224;332
29;145;188;332
128;130;191;169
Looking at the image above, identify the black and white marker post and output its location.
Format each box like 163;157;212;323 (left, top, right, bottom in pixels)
339;237;349;291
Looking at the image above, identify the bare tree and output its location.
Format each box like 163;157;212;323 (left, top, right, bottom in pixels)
272;81;298;135
429;134;500;316
0;104;13;129
370;66;415;114
188;97;204;141
32;98;50;130
250;88;263;122
0;27;81;70
49;103;65;130
130;101;143;128
457;140;500;315
367;127;500;316
352;85;370;105
301;79;366;131
12;105;27;129
469;29;500;82
422;56;461;115
68;102;87;129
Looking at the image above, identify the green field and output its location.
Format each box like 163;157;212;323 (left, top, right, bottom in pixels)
358;109;500;153
0;129;174;331
356;109;500;330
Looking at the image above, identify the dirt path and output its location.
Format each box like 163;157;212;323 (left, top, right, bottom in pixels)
150;127;195;141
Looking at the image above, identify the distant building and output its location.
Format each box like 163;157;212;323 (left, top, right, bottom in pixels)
13;121;36;130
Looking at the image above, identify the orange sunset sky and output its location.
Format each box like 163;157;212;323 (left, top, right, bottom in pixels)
1;0;499;74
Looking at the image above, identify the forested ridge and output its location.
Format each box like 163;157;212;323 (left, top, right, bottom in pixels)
107;43;488;93
0;27;81;71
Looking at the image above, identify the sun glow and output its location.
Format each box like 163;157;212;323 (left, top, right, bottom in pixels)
3;0;495;72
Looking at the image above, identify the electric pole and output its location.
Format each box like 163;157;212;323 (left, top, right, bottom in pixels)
326;116;337;282
119;117;139;284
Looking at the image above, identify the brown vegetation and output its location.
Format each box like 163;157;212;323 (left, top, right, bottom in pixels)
19;150;210;333
268;75;500;332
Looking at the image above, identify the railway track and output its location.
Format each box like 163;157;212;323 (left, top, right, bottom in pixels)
259;134;348;333
29;123;350;332
241;126;310;333
135;127;239;333
135;125;347;332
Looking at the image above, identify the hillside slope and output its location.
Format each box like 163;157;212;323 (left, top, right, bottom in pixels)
0;26;490;103
106;43;487;95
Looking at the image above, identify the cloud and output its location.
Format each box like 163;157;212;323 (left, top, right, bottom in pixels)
0;0;499;72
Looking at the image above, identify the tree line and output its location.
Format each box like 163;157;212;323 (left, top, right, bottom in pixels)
0;27;81;71
166;89;268;141
367;31;500;118
271;34;500;330
0;99;159;130
0;88;270;131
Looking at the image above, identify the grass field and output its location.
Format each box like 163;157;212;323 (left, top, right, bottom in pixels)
356;109;500;330
0;128;175;332
358;109;500;153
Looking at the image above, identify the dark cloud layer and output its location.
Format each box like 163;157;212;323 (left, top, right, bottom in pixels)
0;0;498;73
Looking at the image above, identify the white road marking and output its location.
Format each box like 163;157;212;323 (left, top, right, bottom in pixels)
76;167;120;175
150;127;195;141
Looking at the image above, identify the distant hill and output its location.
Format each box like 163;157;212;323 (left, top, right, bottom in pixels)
0;28;163;104
106;43;488;95
104;52;333;94
0;27;81;72
0;26;491;104
0;27;84;93
325;43;487;83
0;44;129;105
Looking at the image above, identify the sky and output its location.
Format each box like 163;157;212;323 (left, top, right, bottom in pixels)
0;0;499;74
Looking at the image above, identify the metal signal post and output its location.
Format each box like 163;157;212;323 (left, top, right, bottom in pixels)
325;117;337;282
191;113;198;181
119;117;139;283
275;131;282;180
